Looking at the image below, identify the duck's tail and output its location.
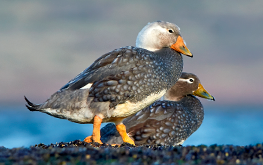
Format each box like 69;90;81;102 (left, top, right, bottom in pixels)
23;90;95;124
24;96;41;111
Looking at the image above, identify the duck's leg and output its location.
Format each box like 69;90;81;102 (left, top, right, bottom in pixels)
84;115;103;144
116;123;135;145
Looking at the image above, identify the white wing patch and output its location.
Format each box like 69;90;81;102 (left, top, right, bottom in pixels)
80;83;93;90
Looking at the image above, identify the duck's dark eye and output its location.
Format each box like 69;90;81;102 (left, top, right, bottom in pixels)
189;78;194;83
168;29;174;33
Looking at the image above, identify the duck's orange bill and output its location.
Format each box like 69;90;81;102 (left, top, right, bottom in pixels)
193;83;215;101
170;36;193;57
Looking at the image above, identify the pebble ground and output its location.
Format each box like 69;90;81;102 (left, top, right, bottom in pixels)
0;140;263;165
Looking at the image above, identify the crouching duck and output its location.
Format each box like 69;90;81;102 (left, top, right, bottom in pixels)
25;21;192;145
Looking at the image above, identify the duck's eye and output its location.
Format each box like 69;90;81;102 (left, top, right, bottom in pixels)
168;29;174;33
188;78;194;83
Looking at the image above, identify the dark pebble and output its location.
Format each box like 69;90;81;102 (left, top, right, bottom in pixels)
0;141;263;165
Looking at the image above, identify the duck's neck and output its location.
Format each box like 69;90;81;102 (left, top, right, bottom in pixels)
163;93;184;101
154;48;183;90
181;95;204;126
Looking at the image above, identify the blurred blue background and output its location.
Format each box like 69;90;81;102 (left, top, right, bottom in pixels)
1;1;263;148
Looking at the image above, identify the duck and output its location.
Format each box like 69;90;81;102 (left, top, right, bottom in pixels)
100;72;215;146
24;21;193;145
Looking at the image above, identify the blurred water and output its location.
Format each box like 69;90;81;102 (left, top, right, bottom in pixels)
0;105;262;149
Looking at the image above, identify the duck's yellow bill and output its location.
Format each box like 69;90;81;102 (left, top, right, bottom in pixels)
193;83;215;101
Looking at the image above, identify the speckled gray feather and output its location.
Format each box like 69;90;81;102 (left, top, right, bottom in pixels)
25;46;183;123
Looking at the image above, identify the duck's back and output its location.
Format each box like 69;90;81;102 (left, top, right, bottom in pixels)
61;47;183;102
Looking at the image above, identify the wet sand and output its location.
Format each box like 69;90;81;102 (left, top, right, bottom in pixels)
0;140;262;164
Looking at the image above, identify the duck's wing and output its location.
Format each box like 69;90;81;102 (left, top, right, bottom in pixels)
125;101;189;145
25;46;160;116
60;46;144;91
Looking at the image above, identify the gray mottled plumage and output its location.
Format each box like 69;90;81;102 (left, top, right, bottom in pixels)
88;47;183;108
100;73;215;146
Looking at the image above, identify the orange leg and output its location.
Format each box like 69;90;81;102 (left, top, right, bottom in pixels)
116;123;135;145
84;115;103;144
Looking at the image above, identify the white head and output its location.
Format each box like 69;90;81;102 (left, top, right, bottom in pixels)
136;21;192;57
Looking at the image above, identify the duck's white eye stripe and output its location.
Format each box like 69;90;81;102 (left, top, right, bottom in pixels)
178;78;194;83
178;78;188;82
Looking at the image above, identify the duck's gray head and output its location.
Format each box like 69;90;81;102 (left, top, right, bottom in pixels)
136;21;193;57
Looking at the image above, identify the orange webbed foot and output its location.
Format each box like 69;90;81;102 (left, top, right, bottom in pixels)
84;136;93;143
84;135;103;144
116;123;135;146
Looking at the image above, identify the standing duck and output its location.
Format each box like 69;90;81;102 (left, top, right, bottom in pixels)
25;21;192;145
100;72;215;146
